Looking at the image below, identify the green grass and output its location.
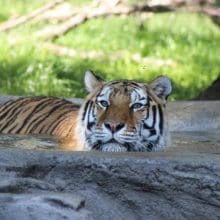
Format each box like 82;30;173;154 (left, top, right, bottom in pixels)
0;0;219;100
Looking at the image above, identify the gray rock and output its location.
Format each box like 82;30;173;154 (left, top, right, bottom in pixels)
0;192;92;220
0;149;219;220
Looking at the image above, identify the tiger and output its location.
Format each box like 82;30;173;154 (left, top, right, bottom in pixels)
0;70;172;152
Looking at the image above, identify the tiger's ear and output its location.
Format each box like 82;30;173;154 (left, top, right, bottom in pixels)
84;70;105;92
150;76;172;101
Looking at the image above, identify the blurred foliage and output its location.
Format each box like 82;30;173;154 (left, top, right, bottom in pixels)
0;0;219;100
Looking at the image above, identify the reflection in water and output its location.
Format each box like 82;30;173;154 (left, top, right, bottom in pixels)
0;132;219;153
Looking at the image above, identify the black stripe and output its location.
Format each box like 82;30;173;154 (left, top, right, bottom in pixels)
145;109;149;120
0;97;42;111
29;98;59;114
0;99;36;131
97;93;105;98
158;104;163;134
107;81;119;85
7;124;18;133
134;88;142;100
41;108;75;134
139;97;146;101
152;105;157;128
87;122;95;130
129;83;139;88
143;123;156;136
0;104;22;122
28;102;71;133
0;99;15;113
0;106;25;131
38;125;47;134
143;105;157;137
15;98;61;133
0;98;30;121
91;104;96;118
48;110;73;134
146;143;154;152
144;104;150;120
145;95;152;111
92;141;102;150
106;81;140;87
129;84;141;90
124;86;128;93
130;82;140;87
25;100;65;133
151;129;157;136
82;100;91;121
143;123;151;129
86;101;93;123
27;102;77;134
84;101;95;130
147;96;152;102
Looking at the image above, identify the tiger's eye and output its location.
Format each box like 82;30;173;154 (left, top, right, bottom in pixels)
132;103;144;110
99;100;109;108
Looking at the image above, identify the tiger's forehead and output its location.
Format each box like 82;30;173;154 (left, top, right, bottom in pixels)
106;80;143;90
97;80;149;102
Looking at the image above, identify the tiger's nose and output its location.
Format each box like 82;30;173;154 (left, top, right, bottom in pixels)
104;122;125;133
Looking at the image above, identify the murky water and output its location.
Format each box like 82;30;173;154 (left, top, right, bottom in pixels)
169;132;220;154
0;134;59;151
0;132;219;153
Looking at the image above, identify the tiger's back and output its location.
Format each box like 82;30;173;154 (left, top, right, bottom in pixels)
0;97;80;148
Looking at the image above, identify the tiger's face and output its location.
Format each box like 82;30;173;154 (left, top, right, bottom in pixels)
78;70;172;152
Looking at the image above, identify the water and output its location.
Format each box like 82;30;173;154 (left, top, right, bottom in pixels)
169;132;220;154
0;134;59;151
0;132;219;153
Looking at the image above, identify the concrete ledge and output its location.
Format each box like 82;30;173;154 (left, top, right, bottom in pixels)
167;101;220;132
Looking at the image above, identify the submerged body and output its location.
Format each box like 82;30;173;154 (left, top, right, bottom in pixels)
0;71;172;152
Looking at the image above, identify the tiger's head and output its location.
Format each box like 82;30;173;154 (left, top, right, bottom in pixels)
77;70;172;152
